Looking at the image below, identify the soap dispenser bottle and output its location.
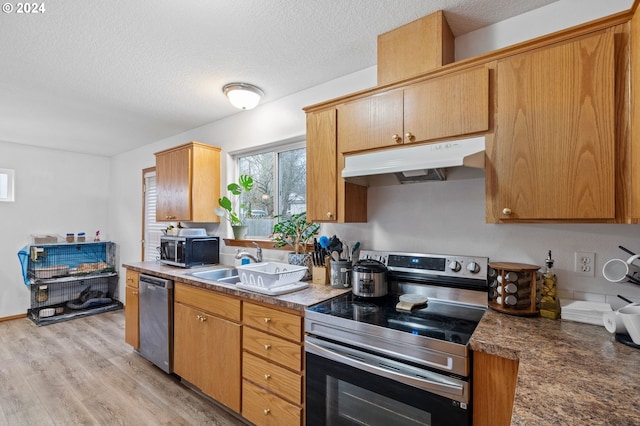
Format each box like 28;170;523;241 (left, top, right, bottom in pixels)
540;250;561;319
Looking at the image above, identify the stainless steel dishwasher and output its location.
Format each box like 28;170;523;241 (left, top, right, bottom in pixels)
138;274;173;373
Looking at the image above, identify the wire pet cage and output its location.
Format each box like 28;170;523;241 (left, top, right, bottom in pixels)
25;241;121;325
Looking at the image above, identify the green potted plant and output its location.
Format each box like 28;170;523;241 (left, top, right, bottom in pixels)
215;174;254;239
271;212;320;280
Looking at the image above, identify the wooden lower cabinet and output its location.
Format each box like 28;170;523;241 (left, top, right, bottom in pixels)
173;283;241;412
124;269;139;349
472;351;519;426
242;302;304;426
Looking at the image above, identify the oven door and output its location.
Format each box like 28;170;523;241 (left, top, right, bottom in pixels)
305;337;470;426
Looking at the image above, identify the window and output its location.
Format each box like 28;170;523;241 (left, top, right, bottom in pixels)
0;168;15;202
237;141;306;238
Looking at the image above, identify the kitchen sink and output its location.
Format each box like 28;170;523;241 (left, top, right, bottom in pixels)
189;268;238;282
216;275;241;284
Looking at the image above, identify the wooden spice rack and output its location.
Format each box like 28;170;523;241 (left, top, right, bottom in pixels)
488;262;540;316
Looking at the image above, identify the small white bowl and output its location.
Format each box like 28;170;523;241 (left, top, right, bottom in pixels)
618;305;640;345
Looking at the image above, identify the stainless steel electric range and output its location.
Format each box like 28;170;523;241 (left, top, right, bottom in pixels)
305;250;488;426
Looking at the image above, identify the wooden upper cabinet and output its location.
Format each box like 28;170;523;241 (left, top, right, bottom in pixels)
488;31;615;221
155;141;221;222
306;108;367;223
404;67;490;142
377;10;454;85
338;67;489;154
337;91;404;153
306;109;338;222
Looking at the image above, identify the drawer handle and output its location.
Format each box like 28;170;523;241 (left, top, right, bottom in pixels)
264;344;271;351
263;409;270;416
263;317;271;323
264;374;271;380
502;208;512;216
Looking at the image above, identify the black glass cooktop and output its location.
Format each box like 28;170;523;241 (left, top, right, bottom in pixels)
307;292;486;345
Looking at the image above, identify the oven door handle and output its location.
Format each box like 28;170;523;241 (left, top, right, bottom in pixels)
305;337;466;399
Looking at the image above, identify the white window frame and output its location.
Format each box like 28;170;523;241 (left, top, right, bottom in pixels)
0;168;15;202
233;139;306;239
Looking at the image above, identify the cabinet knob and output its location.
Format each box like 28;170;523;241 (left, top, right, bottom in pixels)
326;212;333;219
263;317;271;323
392;134;402;143
264;374;271;380
405;132;414;142
132;291;138;296
502;208;512;216
264;344;271;351
263;409;271;416
196;314;207;322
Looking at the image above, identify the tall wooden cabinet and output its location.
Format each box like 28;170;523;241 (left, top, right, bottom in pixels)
124;269;140;349
487;31;616;221
155;141;221;222
306;108;367;223
173;283;242;412
337;67;490;154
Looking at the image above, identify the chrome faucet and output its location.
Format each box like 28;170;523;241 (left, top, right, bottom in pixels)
235;242;263;263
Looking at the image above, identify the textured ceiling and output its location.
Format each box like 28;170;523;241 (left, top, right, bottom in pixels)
0;0;561;156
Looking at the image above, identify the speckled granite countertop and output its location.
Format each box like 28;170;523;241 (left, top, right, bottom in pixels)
122;262;350;311
470;309;640;425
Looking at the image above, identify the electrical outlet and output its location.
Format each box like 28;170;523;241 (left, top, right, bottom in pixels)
575;251;595;277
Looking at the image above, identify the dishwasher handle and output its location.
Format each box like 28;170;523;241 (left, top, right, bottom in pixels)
139;274;173;289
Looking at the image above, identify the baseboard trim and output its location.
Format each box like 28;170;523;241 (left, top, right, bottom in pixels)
0;313;27;322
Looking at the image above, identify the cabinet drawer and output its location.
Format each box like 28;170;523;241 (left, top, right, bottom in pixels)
243;302;302;341
243;352;302;404
242;379;302;426
243;327;303;371
174;282;241;321
125;269;139;289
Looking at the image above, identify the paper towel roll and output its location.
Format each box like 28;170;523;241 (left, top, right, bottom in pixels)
603;311;627;334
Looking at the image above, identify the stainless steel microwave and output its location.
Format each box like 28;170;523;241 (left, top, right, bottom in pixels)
159;235;219;268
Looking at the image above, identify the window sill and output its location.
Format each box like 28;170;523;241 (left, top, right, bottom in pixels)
223;239;313;252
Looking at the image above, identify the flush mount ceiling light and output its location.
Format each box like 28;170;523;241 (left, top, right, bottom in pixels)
222;82;264;110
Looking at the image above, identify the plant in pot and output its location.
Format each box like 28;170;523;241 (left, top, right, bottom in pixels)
271;212;320;281
215;174;254;240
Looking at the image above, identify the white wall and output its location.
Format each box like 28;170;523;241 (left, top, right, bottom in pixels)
0;140;110;317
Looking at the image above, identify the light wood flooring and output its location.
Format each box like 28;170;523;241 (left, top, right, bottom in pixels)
0;310;248;425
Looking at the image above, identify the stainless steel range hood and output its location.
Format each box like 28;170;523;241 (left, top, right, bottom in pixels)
342;136;485;186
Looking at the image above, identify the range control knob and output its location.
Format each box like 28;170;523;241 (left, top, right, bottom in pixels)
448;261;461;272
467;261;481;274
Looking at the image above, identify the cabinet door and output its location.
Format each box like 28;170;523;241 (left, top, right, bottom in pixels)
306;109;338;222
156;146;191;221
173;302;241;412
124;285;139;349
403;67;489;143
490;32;615;221
337;90;404;153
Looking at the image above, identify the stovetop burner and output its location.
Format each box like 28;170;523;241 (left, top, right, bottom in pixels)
307;292;485;346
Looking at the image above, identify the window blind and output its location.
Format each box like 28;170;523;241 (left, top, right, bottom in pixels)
144;171;165;261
